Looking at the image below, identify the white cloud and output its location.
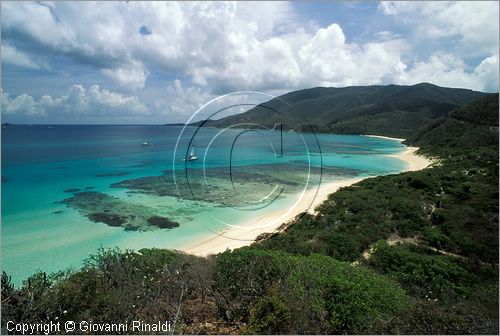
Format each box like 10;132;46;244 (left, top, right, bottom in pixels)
395;53;499;92
101;60;149;90
234;2;297;38
2;1;144;89
1;44;48;70
375;31;402;42
379;1;499;56
378;1;499;91
2;85;148;121
154;80;278;123
297;24;408;87
123;1;301;91
1;2;286;89
1;1;77;50
3;93;45;116
6;1;404;92
157;79;214;118
474;55;499;91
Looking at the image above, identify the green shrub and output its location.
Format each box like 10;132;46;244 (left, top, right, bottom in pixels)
248;289;291;334
214;248;408;334
1;248;214;334
366;241;494;302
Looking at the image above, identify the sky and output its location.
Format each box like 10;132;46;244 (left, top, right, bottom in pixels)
1;1;499;124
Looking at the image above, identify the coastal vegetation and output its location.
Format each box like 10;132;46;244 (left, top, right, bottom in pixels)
2;90;498;334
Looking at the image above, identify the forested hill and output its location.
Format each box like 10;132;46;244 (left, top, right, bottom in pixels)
409;94;499;147
198;83;486;138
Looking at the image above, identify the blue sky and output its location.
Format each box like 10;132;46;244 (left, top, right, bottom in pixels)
1;1;499;124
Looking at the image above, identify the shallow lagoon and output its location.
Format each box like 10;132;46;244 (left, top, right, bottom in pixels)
1;125;406;284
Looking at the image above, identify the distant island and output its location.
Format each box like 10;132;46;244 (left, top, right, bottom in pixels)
163;122;187;126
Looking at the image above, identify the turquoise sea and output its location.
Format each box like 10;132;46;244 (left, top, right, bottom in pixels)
1;125;406;285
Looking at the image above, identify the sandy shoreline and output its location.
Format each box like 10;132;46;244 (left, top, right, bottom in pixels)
387;146;433;172
364;134;407;142
180;136;433;256
181;177;366;256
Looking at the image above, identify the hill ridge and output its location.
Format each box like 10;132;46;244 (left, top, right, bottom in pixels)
197;83;487;138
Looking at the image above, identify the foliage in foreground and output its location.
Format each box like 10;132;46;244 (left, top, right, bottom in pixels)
2;248;216;334
2;247;408;335
214;248;408;334
366;242;498;334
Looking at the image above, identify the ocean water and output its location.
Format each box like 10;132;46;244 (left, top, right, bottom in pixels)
1;125;406;285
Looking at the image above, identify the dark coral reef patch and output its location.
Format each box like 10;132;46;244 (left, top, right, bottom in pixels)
62;191;179;231
147;216;180;229
88;213;126;226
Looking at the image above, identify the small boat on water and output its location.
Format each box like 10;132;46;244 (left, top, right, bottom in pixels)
187;145;198;161
141;141;153;146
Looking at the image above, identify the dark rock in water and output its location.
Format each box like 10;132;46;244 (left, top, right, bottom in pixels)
94;172;130;177
88;213;126;226
63;188;81;193
147;216;180;229
1;176;10;183
53;210;64;214
62;191;180;231
85;186;95;189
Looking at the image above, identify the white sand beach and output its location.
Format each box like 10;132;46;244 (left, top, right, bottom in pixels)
364;134;407;142
365;134;433;172
181;177;366;256
388;146;433;172
181;137;433;256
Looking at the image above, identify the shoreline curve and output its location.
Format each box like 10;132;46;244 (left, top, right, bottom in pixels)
180;136;434;256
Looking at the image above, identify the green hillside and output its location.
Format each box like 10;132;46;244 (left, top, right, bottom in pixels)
410;94;499;147
202;83;486;138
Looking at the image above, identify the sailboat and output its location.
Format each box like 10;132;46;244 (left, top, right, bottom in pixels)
187;144;198;161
